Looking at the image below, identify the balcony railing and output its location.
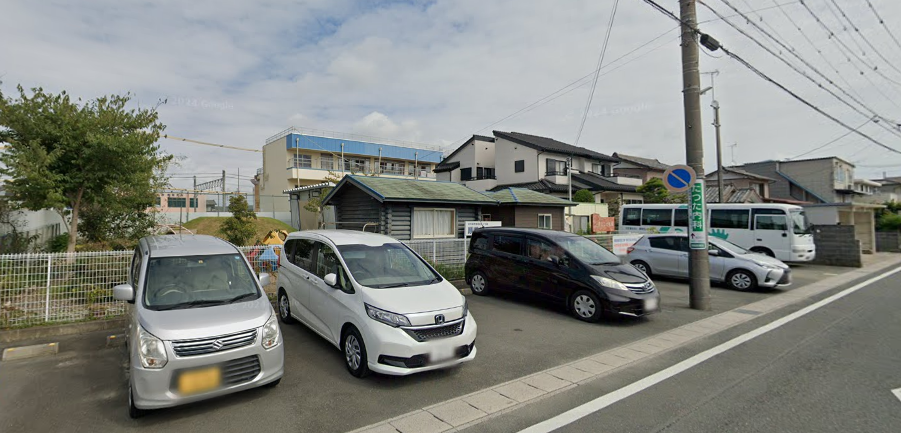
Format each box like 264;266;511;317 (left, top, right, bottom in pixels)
546;170;568;176
464;175;497;181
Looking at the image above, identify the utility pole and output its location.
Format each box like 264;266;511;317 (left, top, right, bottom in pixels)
220;170;225;217
712;100;724;203
680;0;711;310
567;156;573;232
193;176;197;220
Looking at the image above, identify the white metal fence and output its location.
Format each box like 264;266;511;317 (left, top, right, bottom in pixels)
0;236;618;329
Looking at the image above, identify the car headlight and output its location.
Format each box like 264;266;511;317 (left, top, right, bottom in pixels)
753;261;782;270
462;299;469;318
138;327;168;369
590;275;629;292
365;304;412;327
261;314;280;349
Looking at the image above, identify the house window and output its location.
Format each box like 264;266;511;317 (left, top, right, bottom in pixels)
413;208;456;238
546;159;566;176
155;196;161;207
592;163;610;176
538;214;552;230
320;154;335;170
380;161;405;175
350;158;368;173
625;199;644;205
514;160;525;173
292;154;312;169
460;167;473;180
167;197;187;208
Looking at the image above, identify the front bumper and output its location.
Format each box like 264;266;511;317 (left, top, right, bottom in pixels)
760;268;792;288
604;290;661;317
364;315;478;376
130;330;284;410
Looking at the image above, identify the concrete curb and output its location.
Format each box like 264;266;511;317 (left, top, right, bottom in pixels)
0;318;127;345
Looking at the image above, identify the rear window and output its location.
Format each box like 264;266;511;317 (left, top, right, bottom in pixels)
493;235;523;255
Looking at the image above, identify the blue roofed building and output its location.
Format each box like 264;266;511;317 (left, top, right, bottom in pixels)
258;127;444;212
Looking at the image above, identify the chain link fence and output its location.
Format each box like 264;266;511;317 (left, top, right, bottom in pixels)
1;235;624;329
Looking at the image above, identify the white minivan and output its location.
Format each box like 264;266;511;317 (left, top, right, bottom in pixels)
277;230;477;377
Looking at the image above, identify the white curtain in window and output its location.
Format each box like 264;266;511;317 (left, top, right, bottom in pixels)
414;209;434;237
434;210;454;236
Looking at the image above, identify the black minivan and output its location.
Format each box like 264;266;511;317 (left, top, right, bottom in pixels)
465;228;660;322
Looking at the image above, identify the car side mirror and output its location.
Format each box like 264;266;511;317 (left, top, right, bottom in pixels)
258;273;271;287
708;249;720;256
324;273;338;287
113;284;135;302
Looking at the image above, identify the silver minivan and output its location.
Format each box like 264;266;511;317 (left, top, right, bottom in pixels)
113;235;284;418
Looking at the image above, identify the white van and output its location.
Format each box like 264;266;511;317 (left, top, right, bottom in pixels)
276;230;477;377
619;203;815;262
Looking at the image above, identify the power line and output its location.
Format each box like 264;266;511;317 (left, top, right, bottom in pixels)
641;0;901;156
770;0;869;105
574;0;620;146
447;25;680;148
827;0;901;77
790;117;874;159
697;1;801;24
161;134;261;153
864;0;901;54
799;0;901;88
700;0;901;139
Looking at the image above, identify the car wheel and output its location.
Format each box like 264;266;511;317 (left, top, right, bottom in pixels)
470;271;489;296
128;384;146;419
277;290;295;324
631;260;652;277
265;377;281;388
570;290;603;323
727;270;757;291
342;327;370;378
750;247;775;258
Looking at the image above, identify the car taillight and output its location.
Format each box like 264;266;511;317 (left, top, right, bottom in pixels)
627;246;635;254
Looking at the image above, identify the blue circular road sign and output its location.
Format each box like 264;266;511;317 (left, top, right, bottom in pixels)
662;165;697;193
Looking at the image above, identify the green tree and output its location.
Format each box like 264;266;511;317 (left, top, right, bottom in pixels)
572;189;595;203
637;178;688;204
0;86;169;253
220;195;257;246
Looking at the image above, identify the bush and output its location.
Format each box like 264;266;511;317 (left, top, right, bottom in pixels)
573;189;595;203
47;234;70;253
878;213;901;232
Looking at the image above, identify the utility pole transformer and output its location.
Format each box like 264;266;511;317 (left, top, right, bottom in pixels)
680;0;711;310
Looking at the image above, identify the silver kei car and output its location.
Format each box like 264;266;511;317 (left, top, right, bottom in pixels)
113;235;284;418
626;234;792;291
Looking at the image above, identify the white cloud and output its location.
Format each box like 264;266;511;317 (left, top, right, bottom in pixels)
3;0;901;188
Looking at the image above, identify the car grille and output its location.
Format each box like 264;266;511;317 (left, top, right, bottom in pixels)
626;281;656;294
777;269;792;285
222;355;262;385
172;329;257;357
403;320;465;342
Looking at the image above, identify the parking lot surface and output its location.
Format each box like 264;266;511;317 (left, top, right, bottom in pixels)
0;262;861;432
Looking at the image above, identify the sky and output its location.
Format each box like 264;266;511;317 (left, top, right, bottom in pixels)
3;0;901;193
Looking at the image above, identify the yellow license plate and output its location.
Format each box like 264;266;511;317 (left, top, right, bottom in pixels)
178;366;222;395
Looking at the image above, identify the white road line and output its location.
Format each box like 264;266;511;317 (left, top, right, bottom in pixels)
893;388;901;403
518;266;901;433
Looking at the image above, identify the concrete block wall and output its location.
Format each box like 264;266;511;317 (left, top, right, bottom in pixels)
875;232;901;253
812;225;862;267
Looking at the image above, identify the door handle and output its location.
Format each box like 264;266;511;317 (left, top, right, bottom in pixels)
756;238;762;241
782;233;788;237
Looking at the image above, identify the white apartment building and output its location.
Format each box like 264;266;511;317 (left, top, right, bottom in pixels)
258;127;442;212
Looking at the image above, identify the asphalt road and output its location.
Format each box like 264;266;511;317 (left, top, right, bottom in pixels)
474;265;901;433
0;262;867;432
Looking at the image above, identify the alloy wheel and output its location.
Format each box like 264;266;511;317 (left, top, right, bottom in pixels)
731;273;753;290
345;335;362;371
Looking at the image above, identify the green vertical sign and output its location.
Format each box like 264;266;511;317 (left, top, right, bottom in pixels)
689;180;707;249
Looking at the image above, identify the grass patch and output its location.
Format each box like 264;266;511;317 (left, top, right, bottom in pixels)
183;217;295;245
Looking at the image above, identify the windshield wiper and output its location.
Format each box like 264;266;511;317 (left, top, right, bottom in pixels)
592;261;621;265
426;276;442;285
153;299;225;311
225;292;258;304
381;282;411;288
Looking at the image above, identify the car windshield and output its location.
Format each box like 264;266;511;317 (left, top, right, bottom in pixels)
337;243;441;289
791;210;810;235
711;238;751;255
556;236;620;265
143;254;261;310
